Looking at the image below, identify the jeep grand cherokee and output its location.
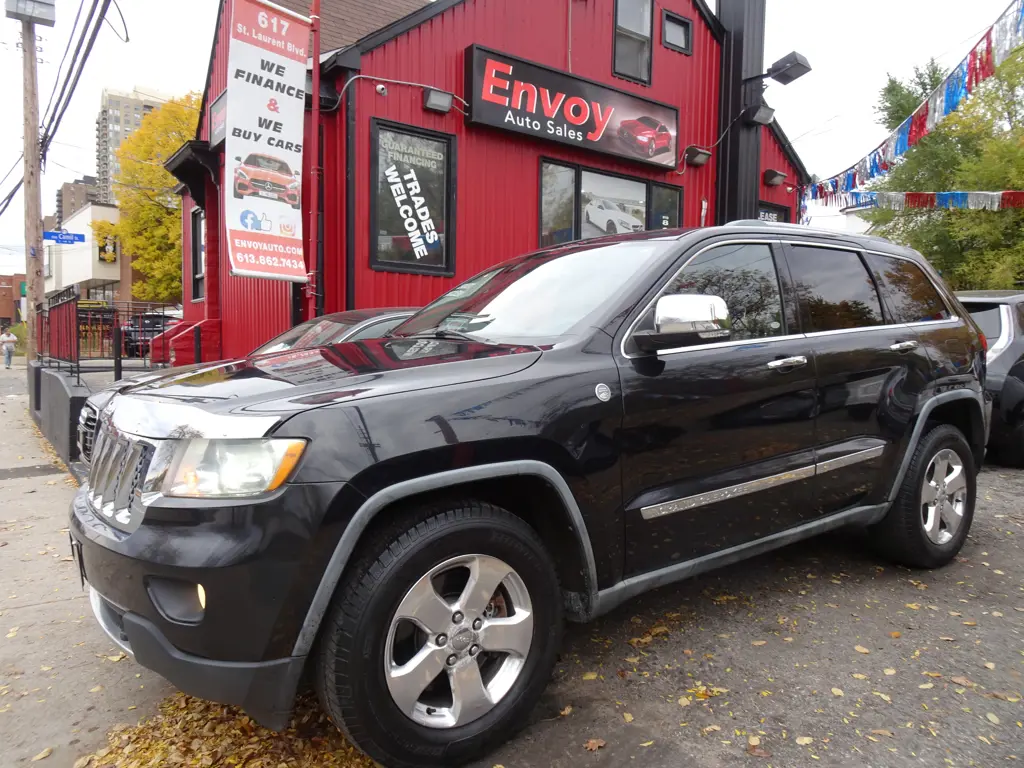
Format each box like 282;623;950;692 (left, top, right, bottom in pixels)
71;223;989;767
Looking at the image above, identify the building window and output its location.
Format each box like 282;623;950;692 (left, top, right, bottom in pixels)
614;0;653;84
539;160;682;245
662;11;693;55
758;202;791;223
370;120;456;276
191;208;205;300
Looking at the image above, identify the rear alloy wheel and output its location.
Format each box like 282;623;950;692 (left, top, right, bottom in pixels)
869;423;976;568
315;501;562;768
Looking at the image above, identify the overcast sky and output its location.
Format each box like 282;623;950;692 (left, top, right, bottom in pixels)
0;0;1014;272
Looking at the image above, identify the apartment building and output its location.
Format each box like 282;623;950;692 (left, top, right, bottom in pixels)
54;175;97;227
95;87;166;204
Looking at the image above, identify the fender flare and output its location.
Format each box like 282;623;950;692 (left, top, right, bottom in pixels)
290;460;599;657
886;389;986;503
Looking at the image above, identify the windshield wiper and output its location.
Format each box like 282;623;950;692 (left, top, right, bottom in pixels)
407;328;481;342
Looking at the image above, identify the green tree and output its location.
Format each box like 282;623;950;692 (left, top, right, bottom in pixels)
93;93;200;302
864;50;1024;289
874;59;946;131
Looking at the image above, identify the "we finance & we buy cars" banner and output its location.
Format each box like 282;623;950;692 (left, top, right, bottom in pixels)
224;0;310;282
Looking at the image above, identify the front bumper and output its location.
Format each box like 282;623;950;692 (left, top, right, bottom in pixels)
70;480;351;729
88;587;303;729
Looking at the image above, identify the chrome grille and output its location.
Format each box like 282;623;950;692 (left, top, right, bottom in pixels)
87;423;154;530
78;404;98;464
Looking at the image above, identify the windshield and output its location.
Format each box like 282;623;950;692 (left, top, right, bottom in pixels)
391;241;671;341
244;154;291;174
253;317;357;355
962;303;1002;340
637;116;660;129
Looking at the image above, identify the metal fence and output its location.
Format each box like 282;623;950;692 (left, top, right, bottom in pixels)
37;290;181;383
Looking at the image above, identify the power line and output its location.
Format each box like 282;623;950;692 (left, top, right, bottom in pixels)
42;0;87;127
0;155;23;190
102;0;128;43
41;0;101;151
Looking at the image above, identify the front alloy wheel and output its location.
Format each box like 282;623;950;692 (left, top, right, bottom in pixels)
315;500;562;768
385;554;533;729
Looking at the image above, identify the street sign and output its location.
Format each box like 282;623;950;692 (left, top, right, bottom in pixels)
43;230;85;244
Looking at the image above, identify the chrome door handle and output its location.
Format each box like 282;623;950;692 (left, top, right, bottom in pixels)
890;340;919;352
766;356;808;370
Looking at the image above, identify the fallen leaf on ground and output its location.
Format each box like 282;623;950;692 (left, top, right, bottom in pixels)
747;743;772;758
72;757;92;768
871;729;894;738
559;705;573;717
748;736;761;747
831;688;844;697
796;736;813;745
624;656;639;664
873;692;892;703
855;645;870;654
5;627;18;639
30;748;52;761
951;676;974;688
919;683;934;689
89;685;102;693
984;662;995;670
963;621;977;627
106;653;126;663
939;637;956;642
649;626;669;636
852;673;868;680
986;713;1000;725
702;725;721;735
639;740;654;747
678;696;691;707
623;713;634;723
923;672;943;678
582;672;598;681
884;668;896;676
752;640;767;646
905;603;921;610
584;739;606;752
889;631;901;639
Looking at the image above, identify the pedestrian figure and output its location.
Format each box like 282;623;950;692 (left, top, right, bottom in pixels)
0;326;16;369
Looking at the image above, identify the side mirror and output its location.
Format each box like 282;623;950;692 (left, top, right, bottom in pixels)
633;294;731;353
234;156;242;162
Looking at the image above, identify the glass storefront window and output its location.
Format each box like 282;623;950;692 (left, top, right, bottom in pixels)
649;184;681;230
540;163;576;247
580;171;647;239
371;122;455;275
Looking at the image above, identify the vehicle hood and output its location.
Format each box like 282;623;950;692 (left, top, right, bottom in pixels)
620;120;654;137
104;338;542;438
240;165;294;185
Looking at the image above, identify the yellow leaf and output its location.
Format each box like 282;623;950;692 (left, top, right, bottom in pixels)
640;740;654;747
919;683;934;689
963;621;977;627
884;668;896;676
702;725;721;735
678;696;691;707
855;645;870;654
30;748;53;762
649;626;669;636
752;640;767;646
852;673;868;680
559;705;573;717
748;735;761;746
5;627;18;639
889;631;901;638
905;603;920;610
986;713;1000;725
582;672;598;681
106;652;127;663
831;688;844;697
923;672;943;678
623;713;634;723
89;685;102;693
796;736;813;745
873;692;892;703
984;662;995;670
624;656;640;663
40;665;52;672
871;729;894;738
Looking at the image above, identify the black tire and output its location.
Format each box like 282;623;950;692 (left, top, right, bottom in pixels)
605;221;617;235
868;423;976;568
647;141;656;157
314;500;563;768
585;210;591;224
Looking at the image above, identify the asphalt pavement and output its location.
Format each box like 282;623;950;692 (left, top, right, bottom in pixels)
0;361;1020;767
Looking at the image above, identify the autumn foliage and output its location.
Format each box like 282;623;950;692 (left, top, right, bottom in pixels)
92;93;200;303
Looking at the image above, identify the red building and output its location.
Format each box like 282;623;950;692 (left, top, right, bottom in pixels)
168;0;809;362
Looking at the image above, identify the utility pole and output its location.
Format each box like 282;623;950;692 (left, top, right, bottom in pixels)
7;0;55;361
21;19;42;361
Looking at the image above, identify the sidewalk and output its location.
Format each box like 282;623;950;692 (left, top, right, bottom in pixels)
0;364;169;767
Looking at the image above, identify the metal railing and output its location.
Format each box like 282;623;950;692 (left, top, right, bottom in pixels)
37;290;182;383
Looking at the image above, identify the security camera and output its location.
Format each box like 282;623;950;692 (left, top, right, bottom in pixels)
375;84;388;96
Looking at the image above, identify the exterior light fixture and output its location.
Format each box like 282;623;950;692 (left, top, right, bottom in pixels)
423;88;454;114
742;51;812;86
684;147;712;167
5;0;55;25
743;104;775;126
764;169;787;186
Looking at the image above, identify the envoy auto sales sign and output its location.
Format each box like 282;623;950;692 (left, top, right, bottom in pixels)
224;0;310;282
466;46;680;169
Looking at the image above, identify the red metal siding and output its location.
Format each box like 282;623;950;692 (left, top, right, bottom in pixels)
181;190;202;319
333;0;722;311
199;0;231;143
759;124;800;218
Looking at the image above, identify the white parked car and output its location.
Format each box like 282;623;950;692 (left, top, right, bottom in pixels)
584;199;644;235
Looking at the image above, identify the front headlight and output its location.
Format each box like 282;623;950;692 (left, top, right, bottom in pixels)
618;219;634;228
160;438;306;498
636;135;650;142
237;170;249;180
288;181;299;189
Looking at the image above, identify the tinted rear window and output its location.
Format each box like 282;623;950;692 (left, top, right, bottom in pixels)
864;254;951;324
962;303;1002;340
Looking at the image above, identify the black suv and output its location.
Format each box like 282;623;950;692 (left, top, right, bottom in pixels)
70;224;988;768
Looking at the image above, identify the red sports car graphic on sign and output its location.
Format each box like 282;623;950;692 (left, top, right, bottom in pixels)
233;153;301;209
617;116;674;158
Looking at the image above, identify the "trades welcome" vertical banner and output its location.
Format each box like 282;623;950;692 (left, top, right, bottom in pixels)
224;0;310;282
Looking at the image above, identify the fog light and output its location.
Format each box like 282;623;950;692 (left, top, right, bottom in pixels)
146;577;205;625
197;584;206;610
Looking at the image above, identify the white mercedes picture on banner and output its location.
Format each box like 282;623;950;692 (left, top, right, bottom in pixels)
224;0;310;282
